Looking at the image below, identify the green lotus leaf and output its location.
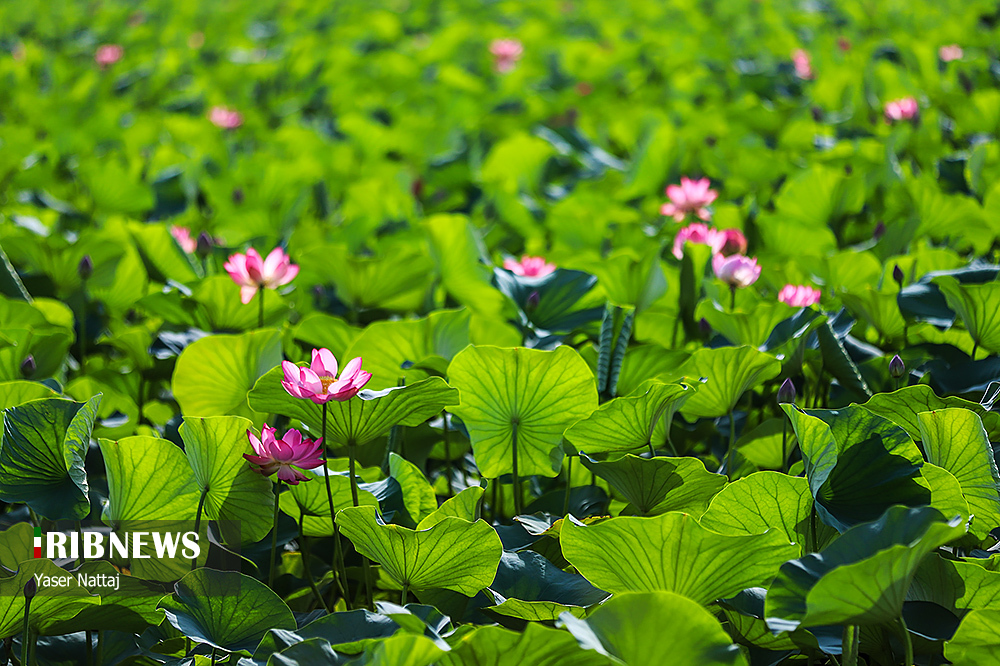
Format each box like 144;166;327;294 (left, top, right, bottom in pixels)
263;637;350;665
917;408;1000;539
423;214;516;321
0;395;100;520
249;371;458;446
0;559;100;639
765;506;966;631
254;609;400;660
343;309;506;391
732;418;792;470
484;550;609;621
613;345;690;397
782;404;929;531
564;381;694;454
563;591;747;665
912;554;1000;612
561;512;796;604
98;435;203;580
581;454;726;516
934;275;1000;354
840;287;906;342
388;452;437;528
440;622;615;666
362;632;445;666
285;313;360;367
0;523;32;570
279;468;378;537
192;275;289;331
448;345;598;478
816;317;872;399
337;505;502;596
0;381;59;410
493;267;603;334
416;486;483;530
945;609;1000;666
179;415;275;545
920;463;972;529
157;568;295;655
44;560;168;634
696;301;796;348
172;329;282;422
700;472;838;555
862;385;1000;441
665;346;781;419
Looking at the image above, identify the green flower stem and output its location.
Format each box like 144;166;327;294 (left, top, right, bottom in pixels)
75;521;85;568
320;403;351;610
257;287;265;329
729;285;736;311
898;616;913;666
85;630;92;665
442;411;453;499
563;454;573;517
346;398;373;608
511;419;523;516
781;419;788;474
191;485;209;571
20;597;33;666
268;481;281;588
297;510;329;612
401;581;408;607
842;624;859;666
725;408;736;479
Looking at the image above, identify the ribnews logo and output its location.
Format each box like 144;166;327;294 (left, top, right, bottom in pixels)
16;520;243;594
31;525;201;561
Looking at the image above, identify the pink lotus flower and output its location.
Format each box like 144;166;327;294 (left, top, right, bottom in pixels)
224;247;299;304
711;228;747;257
713;253;761;288
490;39;523;73
170;226;197;253
939;45;963;62
503;255;556;278
792;49;813;80
884;97;919;123
282;349;373;404
95;44;123;68
778;284;821;307
209;106;243;129
661;177;718;222
672;223;714;259
244;425;324;485
672;225;747;259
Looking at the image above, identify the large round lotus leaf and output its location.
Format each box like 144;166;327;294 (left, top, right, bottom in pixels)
448;345;598;478
157;568;295;655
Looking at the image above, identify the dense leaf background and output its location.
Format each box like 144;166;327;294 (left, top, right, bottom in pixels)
2;0;1000;664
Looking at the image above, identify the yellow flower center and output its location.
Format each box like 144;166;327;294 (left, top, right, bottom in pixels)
318;375;337;392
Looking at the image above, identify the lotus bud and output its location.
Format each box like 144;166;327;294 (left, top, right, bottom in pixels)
196;231;213;258
526;290;540;311
777;378;796;404
889;355;905;379
20;355;35;378
78;255;93;280
24;577;37;600
892;265;904;288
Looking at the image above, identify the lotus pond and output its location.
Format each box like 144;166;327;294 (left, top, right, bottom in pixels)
2;0;1000;664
